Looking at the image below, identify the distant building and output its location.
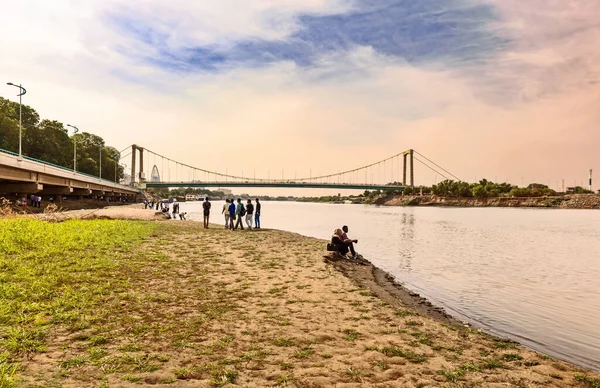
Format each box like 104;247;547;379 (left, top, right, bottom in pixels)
151;165;160;182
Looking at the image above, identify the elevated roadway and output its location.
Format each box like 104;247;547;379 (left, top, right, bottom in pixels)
0;149;139;201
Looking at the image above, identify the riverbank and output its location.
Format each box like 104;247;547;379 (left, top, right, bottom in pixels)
1;211;599;386
377;194;600;209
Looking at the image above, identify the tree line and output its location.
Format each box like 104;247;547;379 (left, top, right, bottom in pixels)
0;97;123;181
364;179;595;198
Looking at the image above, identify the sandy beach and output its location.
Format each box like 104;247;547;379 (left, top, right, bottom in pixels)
2;205;599;387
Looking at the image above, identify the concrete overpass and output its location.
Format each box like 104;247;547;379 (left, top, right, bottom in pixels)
0;149;139;202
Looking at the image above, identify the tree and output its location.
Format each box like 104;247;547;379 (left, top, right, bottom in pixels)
0;97;19;152
28;120;72;167
0;98;125;181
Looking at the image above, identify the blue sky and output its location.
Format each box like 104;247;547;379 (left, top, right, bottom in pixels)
110;0;508;73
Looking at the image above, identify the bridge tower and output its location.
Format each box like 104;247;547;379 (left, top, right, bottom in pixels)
130;145;146;186
402;149;414;187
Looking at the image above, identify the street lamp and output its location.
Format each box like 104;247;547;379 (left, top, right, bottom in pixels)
99;145;103;179
6;82;26;159
66;124;79;172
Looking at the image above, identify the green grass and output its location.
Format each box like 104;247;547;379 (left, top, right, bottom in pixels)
575;375;600;388
342;329;361;342
0;219;155;386
379;346;428;363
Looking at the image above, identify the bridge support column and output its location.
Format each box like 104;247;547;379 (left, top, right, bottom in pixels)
402;154;407;186
409;149;414;188
131;145;137;186
138;147;144;182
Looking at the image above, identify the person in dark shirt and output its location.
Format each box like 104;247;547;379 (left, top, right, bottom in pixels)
202;197;211;228
234;198;245;230
228;199;236;230
245;199;254;230
254;198;261;229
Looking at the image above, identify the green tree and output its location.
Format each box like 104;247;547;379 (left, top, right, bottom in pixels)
27;120;73;167
0;97;19;152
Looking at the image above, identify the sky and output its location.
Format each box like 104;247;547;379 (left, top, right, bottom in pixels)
1;0;599;194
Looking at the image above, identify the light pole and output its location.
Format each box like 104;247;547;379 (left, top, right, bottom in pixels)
99;145;103;179
66;124;79;172
6;82;26;159
114;154;120;183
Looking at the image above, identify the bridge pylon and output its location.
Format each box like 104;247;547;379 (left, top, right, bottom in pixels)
402;149;414;187
130;145;146;187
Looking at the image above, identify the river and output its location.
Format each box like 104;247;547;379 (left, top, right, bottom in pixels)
182;200;600;371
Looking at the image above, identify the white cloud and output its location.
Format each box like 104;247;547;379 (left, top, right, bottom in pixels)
1;0;598;193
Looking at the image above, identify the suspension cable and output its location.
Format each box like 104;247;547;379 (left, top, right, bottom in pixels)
414;150;461;181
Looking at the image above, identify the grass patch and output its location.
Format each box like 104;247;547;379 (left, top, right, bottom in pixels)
342;329;361;342
501;353;523;362
273;337;295;347
438;369;465;383
575;375;600;388
0;219;155;384
294;347;314;359
494;339;517;349
380;346;428;363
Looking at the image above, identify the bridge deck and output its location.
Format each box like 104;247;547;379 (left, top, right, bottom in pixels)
145;181;405;191
0;149;139;196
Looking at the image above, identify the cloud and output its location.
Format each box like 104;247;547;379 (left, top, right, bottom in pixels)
107;0;506;74
0;0;598;194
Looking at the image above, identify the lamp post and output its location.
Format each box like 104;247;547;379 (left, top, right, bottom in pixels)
6;82;26;159
66;124;79;172
114;154;120;183
99;145;103;179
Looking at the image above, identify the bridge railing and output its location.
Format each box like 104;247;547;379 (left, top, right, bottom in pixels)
0;147;128;187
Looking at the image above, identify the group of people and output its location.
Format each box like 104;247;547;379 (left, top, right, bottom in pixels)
332;225;360;260
222;198;261;230
29;194;43;208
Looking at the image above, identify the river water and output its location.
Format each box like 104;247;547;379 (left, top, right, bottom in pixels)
182;200;600;371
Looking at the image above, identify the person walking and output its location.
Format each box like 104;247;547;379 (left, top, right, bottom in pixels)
254;198;261;229
222;199;230;229
234;198;245;230
228;198;236;230
245;199;254;230
203;197;212;228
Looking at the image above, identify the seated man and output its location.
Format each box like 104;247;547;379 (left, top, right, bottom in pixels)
331;228;350;259
341;225;359;259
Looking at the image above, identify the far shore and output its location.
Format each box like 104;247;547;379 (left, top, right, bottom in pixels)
374;193;600;209
2;204;598;386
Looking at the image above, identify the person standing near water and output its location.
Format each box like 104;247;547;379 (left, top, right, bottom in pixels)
203;197;211;228
245;199;254;230
234;198;245;230
228;199;236;230
222;199;230;229
254;198;261;229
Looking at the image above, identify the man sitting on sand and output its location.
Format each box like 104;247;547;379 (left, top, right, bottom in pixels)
341;225;359;259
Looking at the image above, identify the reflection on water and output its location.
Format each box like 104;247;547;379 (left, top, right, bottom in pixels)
184;201;600;371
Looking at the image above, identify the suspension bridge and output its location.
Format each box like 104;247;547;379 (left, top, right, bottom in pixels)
122;145;460;192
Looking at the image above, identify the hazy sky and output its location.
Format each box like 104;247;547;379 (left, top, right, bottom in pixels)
1;0;599;194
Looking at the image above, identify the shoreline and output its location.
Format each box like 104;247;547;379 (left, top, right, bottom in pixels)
6;205;600;385
375;194;600;209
